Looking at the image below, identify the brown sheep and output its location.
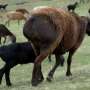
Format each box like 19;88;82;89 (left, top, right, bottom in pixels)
16;8;29;15
5;11;28;26
23;6;87;86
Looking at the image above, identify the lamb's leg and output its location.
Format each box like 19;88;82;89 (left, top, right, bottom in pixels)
0;65;6;84
5;68;11;86
5;62;17;86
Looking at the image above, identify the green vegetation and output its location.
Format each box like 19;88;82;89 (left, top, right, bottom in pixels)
0;0;90;90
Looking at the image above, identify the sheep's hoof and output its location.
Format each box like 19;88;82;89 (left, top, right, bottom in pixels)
60;59;65;67
0;81;1;85
31;79;39;86
46;76;53;82
0;80;1;85
7;83;12;87
66;72;72;76
38;77;44;83
31;81;38;86
0;76;2;84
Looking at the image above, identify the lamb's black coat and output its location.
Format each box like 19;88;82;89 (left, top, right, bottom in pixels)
67;2;78;12
0;42;36;64
0;42;36;86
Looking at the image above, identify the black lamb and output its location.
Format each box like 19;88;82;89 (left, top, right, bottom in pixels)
0;42;64;86
0;42;37;86
67;2;78;12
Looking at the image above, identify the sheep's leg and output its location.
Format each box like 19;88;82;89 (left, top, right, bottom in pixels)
7;20;10;26
18;20;20;26
66;46;78;76
31;50;49;86
5;20;10;26
0;37;1;44
66;52;73;76
47;55;64;81
37;65;44;83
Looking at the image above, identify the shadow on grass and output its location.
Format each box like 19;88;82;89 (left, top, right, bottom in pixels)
54;65;90;84
0;80;30;89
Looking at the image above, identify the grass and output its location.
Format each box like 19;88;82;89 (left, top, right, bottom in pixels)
0;0;90;90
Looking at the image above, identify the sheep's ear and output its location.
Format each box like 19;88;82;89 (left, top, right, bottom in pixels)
86;18;90;36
